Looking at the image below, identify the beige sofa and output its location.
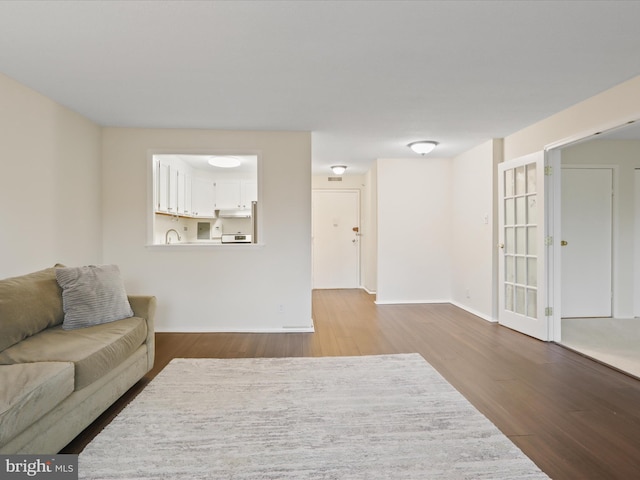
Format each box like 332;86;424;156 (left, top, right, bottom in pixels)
0;266;155;454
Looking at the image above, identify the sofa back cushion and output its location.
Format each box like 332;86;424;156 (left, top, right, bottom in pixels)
0;267;64;351
55;265;134;330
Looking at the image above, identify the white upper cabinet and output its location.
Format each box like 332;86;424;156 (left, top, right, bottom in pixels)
167;166;179;214
153;153;257;227
156;159;171;213
214;181;242;209
156;157;192;216
176;170;192;216
215;180;257;210
241;181;257;208
191;176;216;217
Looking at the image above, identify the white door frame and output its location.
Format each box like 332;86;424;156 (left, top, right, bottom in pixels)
636;169;640;317
633;168;640;317
547;149;561;341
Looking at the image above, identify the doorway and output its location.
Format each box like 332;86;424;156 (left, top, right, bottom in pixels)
312;190;360;289
550;122;640;378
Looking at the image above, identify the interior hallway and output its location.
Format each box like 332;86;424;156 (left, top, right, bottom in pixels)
560;317;640;379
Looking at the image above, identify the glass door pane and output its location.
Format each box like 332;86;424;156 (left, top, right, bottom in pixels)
502;165;538;320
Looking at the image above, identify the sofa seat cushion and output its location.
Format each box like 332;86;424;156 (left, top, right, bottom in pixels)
0;362;74;446
0;317;147;390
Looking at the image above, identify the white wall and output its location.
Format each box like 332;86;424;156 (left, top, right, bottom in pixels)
362;166;377;293
450;140;499;321
561;140;640;318
504;76;640;161
376;157;452;304
0;73;102;278
312;175;365;190
102;128;312;332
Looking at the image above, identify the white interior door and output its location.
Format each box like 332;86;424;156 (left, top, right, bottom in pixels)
312;190;360;289
498;152;549;340
561;167;613;318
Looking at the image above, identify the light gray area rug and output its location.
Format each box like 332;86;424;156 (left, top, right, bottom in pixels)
79;354;549;479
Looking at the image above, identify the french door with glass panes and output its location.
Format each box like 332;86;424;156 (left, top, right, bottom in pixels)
498;151;549;340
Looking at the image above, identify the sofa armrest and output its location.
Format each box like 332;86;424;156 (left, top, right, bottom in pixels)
128;295;156;371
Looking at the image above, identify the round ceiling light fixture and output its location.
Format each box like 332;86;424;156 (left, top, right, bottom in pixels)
207;156;241;168
407;141;439;156
330;165;347;175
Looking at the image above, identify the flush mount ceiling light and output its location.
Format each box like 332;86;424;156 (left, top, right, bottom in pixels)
407;141;439;156
330;165;347;175
207;156;241;168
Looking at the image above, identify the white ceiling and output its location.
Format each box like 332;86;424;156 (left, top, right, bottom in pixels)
1;1;640;174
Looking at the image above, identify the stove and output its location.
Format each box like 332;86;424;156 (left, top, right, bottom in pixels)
221;233;252;244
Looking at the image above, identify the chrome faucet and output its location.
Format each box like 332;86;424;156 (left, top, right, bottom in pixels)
165;228;182;244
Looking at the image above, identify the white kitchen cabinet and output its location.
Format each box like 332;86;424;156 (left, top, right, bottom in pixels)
241;181;257;208
215;180;257;209
177;170;192;216
157;158;195;217
156;159;171;213
191;176;216;217
184;172;193;215
155;155;257;218
167;165;179;214
214;181;241;209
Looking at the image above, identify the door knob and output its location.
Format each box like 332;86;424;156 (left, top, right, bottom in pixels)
498;243;505;249
561;240;568;246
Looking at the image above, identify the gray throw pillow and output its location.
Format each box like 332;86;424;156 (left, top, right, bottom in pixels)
55;265;134;330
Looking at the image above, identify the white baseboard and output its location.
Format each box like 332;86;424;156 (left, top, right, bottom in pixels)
450;301;496;323
360;286;377;295
370;298;496;323
374;298;450;305
155;324;315;333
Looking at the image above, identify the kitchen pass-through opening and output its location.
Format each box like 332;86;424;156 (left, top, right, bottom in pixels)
149;153;259;246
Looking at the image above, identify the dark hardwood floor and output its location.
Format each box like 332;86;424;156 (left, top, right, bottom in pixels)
63;289;640;479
